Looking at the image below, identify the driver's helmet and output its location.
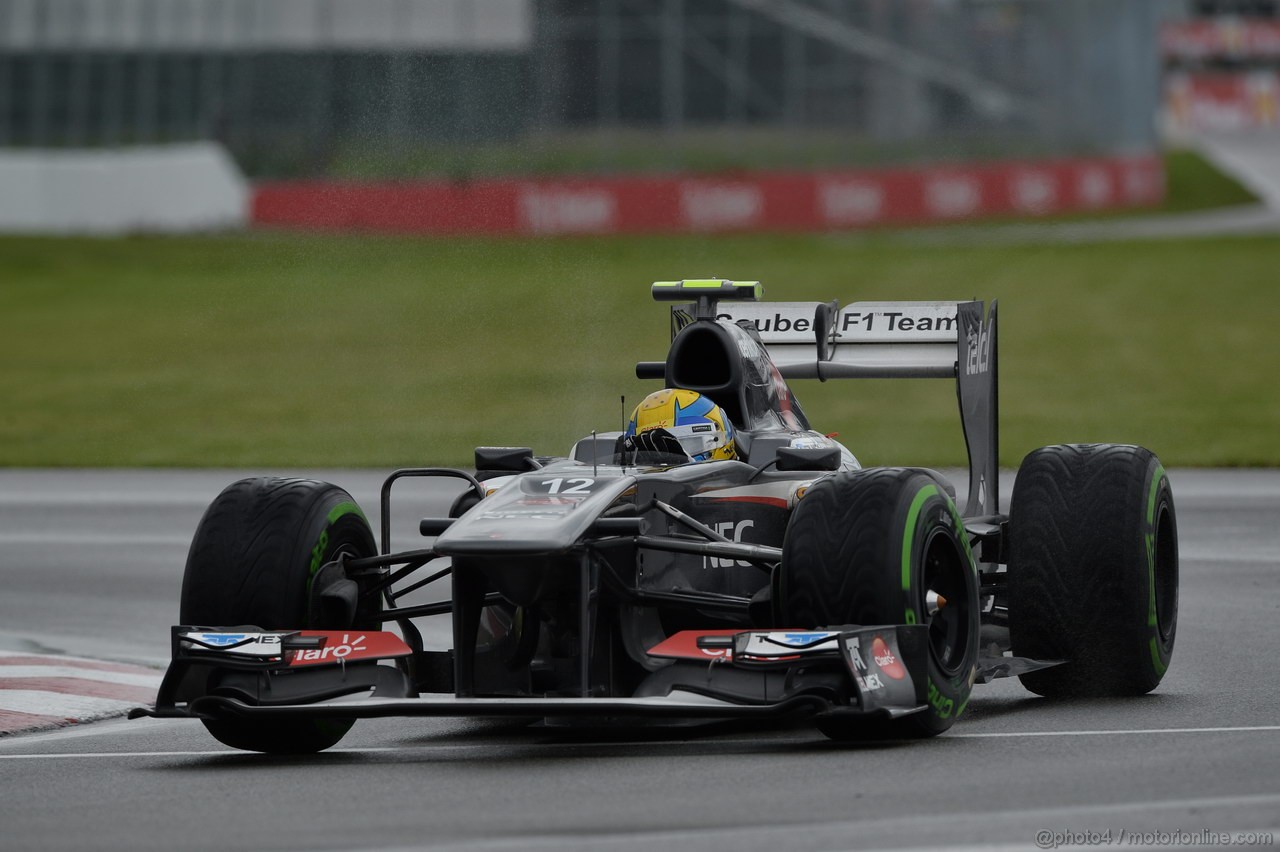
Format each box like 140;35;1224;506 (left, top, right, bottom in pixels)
624;388;736;462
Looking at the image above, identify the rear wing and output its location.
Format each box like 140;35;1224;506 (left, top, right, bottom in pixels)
655;284;998;517
709;300;963;380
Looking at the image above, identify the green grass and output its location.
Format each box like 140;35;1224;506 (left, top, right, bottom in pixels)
1161;148;1259;213
3;229;1279;468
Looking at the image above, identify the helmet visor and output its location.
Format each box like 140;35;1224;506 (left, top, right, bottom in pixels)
666;423;728;461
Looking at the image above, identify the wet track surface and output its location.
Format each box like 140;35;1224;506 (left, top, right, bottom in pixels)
0;469;1277;851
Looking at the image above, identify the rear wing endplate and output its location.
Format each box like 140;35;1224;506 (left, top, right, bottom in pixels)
668;296;998;516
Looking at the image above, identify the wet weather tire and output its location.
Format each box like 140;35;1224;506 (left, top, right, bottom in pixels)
181;476;376;753
1008;444;1178;698
780;468;980;738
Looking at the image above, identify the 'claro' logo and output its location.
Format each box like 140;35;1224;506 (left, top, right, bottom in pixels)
871;635;907;680
292;633;368;664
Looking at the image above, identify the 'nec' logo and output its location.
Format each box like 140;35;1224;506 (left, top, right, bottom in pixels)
708;520;755;568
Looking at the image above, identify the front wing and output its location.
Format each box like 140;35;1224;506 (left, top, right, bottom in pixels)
132;624;932;726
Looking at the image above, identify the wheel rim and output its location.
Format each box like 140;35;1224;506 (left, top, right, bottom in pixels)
921;527;973;677
1153;500;1178;644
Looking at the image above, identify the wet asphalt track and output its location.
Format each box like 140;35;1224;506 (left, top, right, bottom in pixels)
0;468;1277;852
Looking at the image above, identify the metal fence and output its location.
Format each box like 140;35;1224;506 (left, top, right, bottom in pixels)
0;0;1162;179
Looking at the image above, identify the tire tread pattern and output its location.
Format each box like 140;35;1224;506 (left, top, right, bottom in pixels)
782;469;904;627
182;477;339;628
1008;443;1174;697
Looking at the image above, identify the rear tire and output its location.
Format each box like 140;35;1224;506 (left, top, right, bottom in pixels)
1008;444;1178;698
780;468;980;738
181;476;376;753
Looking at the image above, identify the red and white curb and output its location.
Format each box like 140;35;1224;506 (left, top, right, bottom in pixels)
0;651;161;736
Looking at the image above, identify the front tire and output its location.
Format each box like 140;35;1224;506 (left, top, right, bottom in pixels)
1008;444;1178;698
780;468;980;738
181;476;376;753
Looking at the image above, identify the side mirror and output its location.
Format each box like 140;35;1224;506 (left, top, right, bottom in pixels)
635;361;666;380
475;447;540;472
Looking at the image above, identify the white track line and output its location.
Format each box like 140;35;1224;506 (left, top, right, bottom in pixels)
2;723;1278;759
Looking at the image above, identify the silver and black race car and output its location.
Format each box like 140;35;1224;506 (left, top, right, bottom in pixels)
134;280;1179;752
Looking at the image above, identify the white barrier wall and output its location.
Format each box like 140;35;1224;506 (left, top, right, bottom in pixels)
0;143;249;235
0;0;531;52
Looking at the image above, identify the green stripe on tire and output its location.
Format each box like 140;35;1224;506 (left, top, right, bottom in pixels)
328;501;366;525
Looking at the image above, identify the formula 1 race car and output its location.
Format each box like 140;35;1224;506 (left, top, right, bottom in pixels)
134;280;1180;753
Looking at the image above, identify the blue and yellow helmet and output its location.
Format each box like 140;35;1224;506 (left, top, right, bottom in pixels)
624;388;736;462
